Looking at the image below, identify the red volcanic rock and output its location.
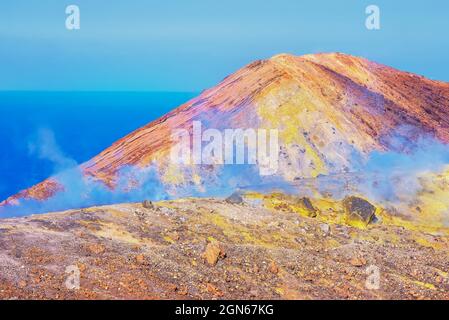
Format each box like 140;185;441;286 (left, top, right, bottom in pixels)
0;179;63;207
2;53;449;210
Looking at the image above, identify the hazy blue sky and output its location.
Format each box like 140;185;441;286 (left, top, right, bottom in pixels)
1;0;448;91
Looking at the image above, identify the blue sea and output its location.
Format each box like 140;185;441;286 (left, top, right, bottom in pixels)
0;91;197;201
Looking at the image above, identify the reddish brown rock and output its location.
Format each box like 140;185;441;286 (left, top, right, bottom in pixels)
202;241;226;266
350;257;367;267
87;243;105;255
135;254;145;264
269;261;279;274
206;283;223;297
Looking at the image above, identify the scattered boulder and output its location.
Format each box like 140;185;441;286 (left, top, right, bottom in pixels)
142;200;154;209
202;240;226;266
225;192;244;204
343;196;376;227
294;197;317;217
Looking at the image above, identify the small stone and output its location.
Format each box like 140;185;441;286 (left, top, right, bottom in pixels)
77;263;87;272
168;284;178;292
206;283;223;297
33;275;41;284
350;257;367;267
178;287;188;295
269;261;279;274
202;241;226;266
135;254;145;264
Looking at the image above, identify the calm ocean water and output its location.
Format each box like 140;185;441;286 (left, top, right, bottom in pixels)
0;91;197;201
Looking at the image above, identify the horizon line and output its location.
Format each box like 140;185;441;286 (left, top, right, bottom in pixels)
0;90;201;94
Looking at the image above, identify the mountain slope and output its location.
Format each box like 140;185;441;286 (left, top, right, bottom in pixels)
2;53;449;213
1;196;448;299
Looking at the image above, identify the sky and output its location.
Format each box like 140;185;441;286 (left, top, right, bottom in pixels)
0;0;448;91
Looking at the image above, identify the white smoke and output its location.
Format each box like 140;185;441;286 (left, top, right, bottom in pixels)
28;128;77;173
